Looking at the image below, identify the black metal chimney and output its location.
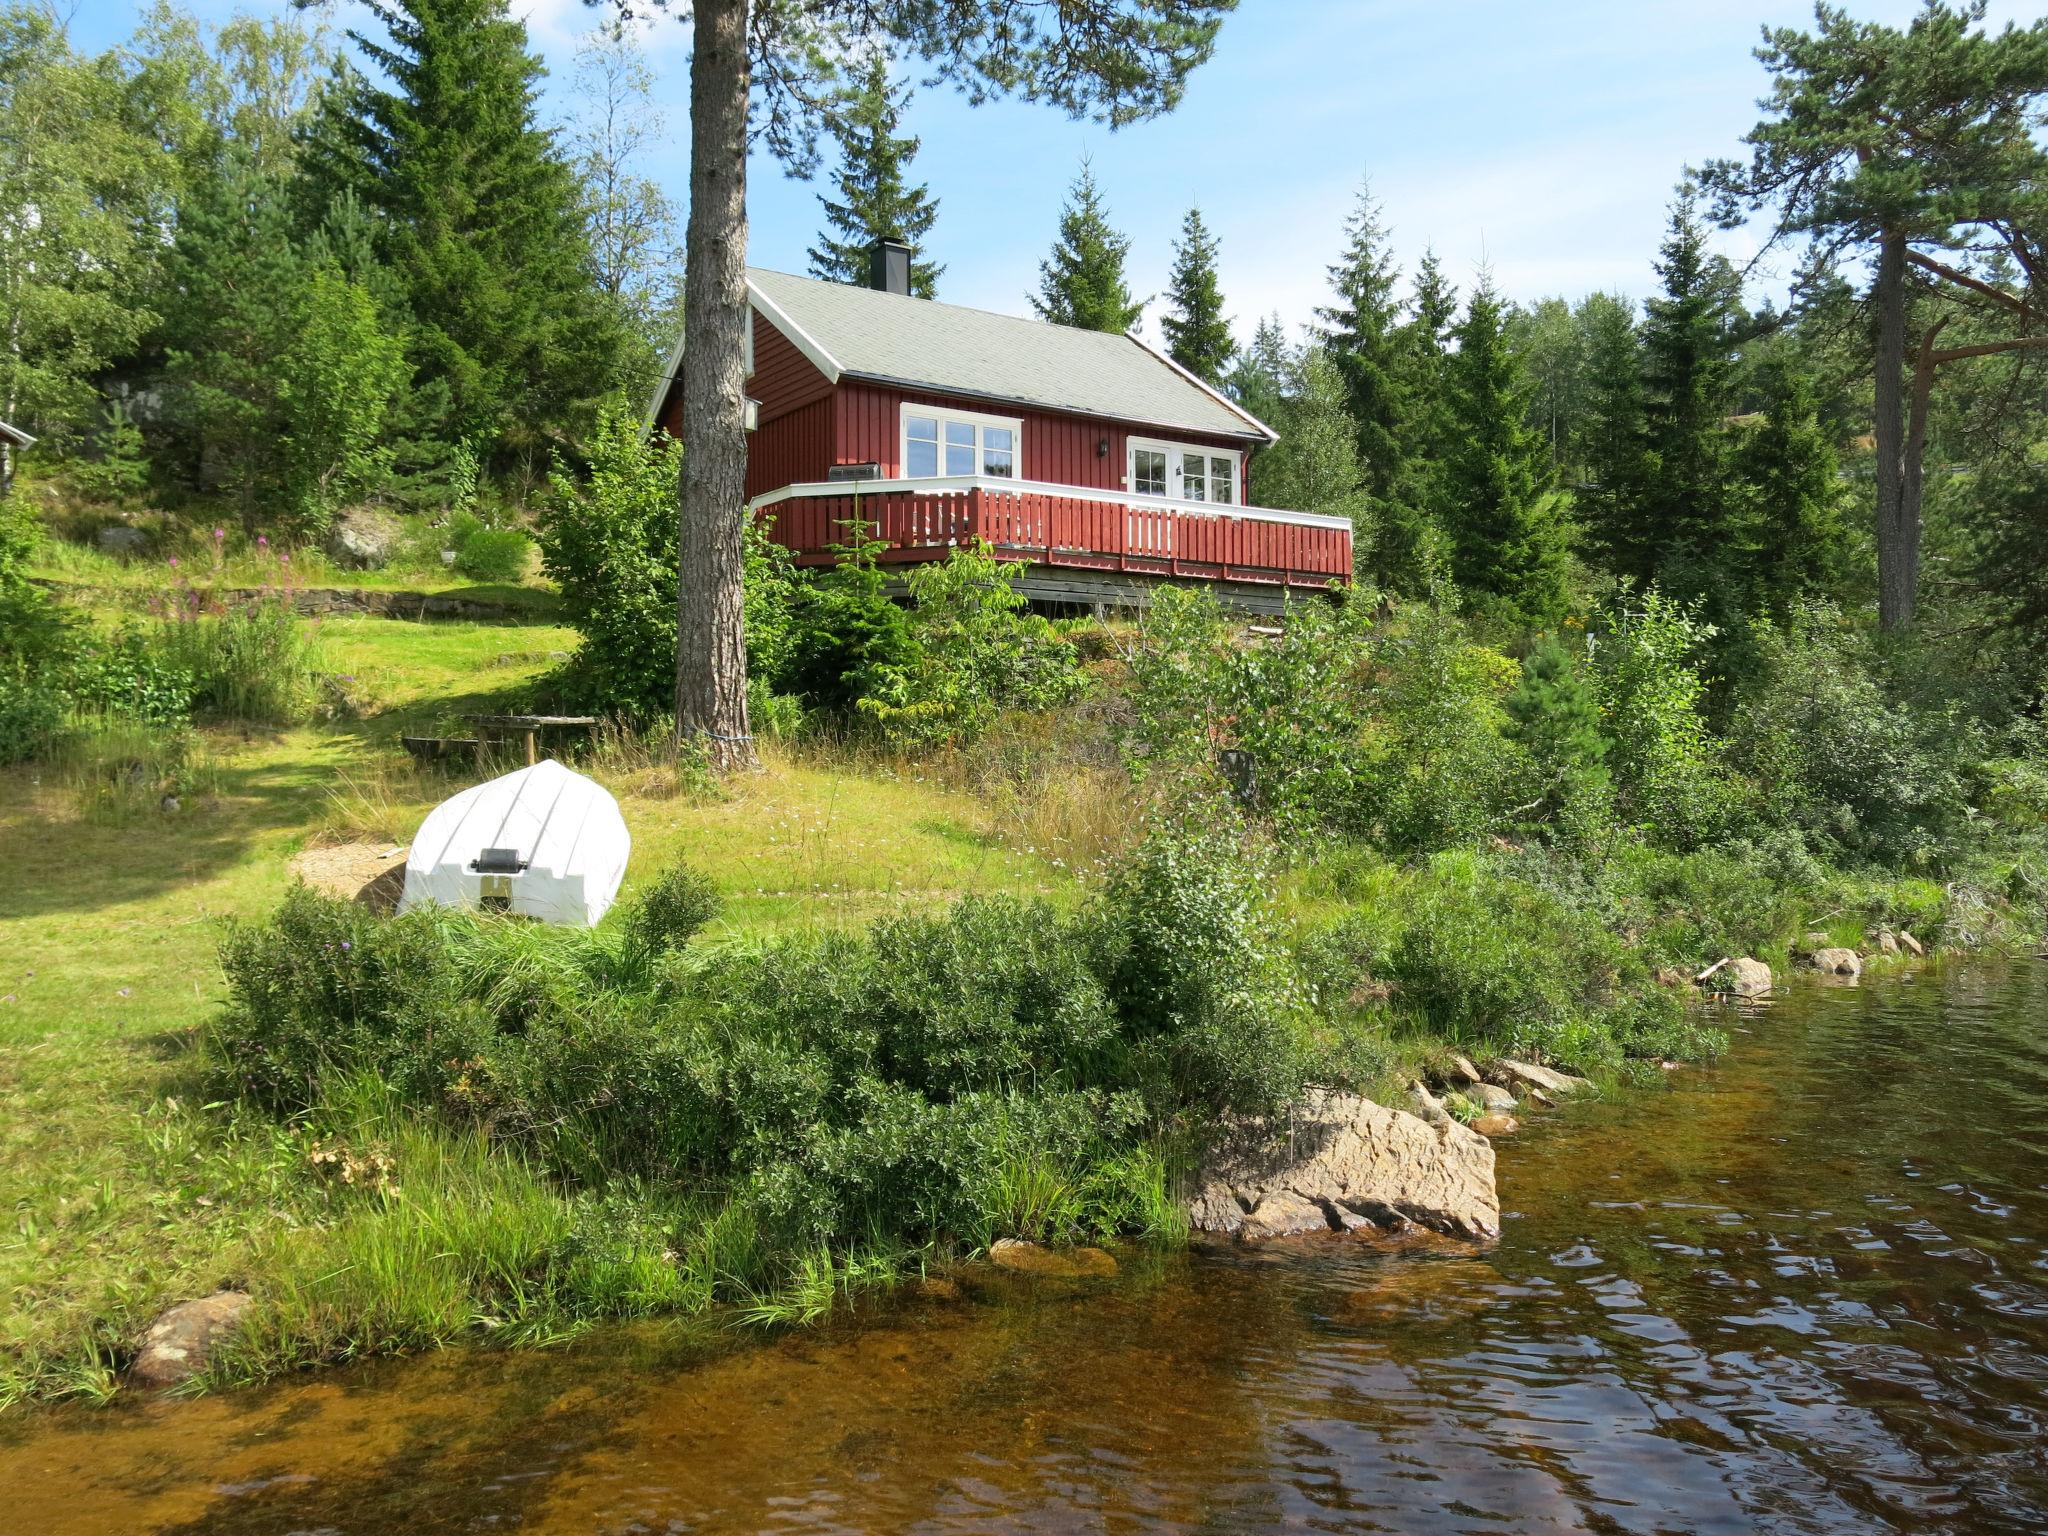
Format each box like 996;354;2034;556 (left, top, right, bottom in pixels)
868;238;912;297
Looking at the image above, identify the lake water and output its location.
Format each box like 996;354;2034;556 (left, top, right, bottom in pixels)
5;961;2046;1533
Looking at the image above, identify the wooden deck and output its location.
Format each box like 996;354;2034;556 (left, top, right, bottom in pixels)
751;476;1353;594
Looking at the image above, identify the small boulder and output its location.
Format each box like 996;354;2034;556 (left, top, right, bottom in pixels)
1725;957;1773;999
1471;1083;1516;1112
1471;1113;1519;1138
1492;1059;1594;1097
1448;1054;1484;1085
324;505;405;569
987;1238;1118;1278
130;1290;251;1388
97;524;148;557
1190;1088;1499;1244
1900;930;1926;958
1807;947;1862;977
1876;930;1900;957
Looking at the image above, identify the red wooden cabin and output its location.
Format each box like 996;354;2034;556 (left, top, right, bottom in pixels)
647;243;1352;612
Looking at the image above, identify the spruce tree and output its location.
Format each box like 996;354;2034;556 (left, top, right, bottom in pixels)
1506;636;1612;836
1030;160;1143;333
1159;205;1232;383
1315;178;1405;500
807;54;942;298
329;0;626;465
1379;249;1459;593
1441;274;1574;630
1572;290;1646;577
1226;311;1290;427
1636;190;1745;605
1735;359;1842;620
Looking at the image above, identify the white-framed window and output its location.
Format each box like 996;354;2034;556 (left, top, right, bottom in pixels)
1127;437;1240;505
901;403;1021;480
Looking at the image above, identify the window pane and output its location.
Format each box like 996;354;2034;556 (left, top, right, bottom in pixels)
907;438;938;477
1133;449;1166;496
907;416;938;443
983;427;1013;455
983;448;1013;477
945;420;976;446
1181;452;1207;501
1211;457;1234;503
945;441;975;475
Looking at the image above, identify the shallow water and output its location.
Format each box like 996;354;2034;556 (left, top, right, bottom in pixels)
6;962;2048;1534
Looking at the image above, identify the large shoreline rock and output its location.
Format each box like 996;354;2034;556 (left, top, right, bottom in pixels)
1190;1089;1500;1244
130;1290;251;1388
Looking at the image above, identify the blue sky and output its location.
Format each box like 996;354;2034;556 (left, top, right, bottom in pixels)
73;0;2037;339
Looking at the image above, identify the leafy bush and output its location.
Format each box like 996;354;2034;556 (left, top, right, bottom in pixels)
68;626;196;723
776;523;915;716
1590;588;1738;849
452;522;531;583
1725;605;1972;866
857;543;1086;745
621;864;722;955
1505;634;1612;840
0;665;64;765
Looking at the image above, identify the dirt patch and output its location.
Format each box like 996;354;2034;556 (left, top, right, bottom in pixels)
289;843;409;913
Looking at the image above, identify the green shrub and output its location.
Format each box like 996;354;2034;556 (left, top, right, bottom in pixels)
858;543;1086;745
0;663;64;765
453;523;531;582
68;626;196;723
1725;605;1972;867
621;864;722;955
1505;634;1612;840
778;524;916;716
1591;588;1739;849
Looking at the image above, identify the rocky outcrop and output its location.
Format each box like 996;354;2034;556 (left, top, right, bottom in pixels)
130;1291;251;1388
1806;946;1862;977
1190;1089;1499;1244
1900;930;1926;957
323;505;404;569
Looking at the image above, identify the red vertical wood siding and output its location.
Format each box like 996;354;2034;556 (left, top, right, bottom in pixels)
831;380;1248;495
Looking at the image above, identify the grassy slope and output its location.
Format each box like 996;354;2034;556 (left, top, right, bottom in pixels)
0;609;1070;1404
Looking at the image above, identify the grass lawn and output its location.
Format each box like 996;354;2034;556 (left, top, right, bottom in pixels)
0;609;1076;1406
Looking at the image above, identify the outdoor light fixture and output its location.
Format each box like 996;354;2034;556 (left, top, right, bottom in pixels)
1097;437;1109;457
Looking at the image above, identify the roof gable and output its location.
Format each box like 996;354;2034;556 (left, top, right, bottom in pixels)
743;268;1274;442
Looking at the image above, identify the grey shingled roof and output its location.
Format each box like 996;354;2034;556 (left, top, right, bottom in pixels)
747;267;1273;442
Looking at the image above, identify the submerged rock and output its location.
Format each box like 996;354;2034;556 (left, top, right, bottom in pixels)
1726;957;1774;998
1492;1059;1594;1097
987;1238;1118;1278
1807;947;1863;977
1190;1089;1499;1244
1471;1113;1519;1138
130;1291;251;1388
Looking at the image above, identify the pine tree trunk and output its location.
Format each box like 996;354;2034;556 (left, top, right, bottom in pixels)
675;0;757;770
1871;231;1915;631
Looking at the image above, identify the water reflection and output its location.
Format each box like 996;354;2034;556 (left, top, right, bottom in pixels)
4;962;2046;1533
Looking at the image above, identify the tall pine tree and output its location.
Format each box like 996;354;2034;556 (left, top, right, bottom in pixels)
1226;311;1290;427
320;0;626;467
807;53;942;298
1159;205;1232;383
1030;160;1143;333
1255;345;1374;573
1315;178;1406;502
1441;273;1574;630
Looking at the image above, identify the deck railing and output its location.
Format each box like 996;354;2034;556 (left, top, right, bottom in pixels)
749;475;1353;590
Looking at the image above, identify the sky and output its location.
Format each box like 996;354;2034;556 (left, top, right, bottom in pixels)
69;0;2041;341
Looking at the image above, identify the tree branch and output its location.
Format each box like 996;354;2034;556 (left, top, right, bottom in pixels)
1905;248;2036;323
1929;335;2048;366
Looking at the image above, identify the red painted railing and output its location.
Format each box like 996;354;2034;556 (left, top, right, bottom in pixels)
750;476;1353;590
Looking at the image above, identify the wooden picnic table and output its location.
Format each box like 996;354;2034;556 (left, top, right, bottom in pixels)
462;714;599;766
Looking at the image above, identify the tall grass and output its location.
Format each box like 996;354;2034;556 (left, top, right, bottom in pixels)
154;599;326;724
48;717;225;824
